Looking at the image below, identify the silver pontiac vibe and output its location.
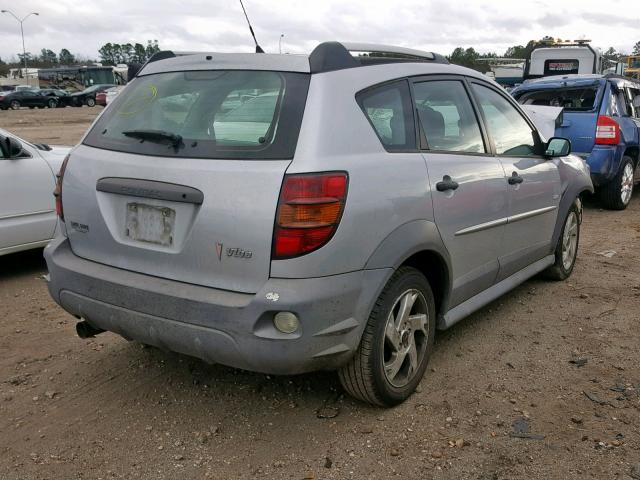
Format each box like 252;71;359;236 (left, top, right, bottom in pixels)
45;42;593;406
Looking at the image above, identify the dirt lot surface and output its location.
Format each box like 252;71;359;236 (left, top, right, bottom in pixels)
1;108;639;479
0;106;100;146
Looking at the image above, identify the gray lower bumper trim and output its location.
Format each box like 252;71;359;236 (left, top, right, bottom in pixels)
44;237;391;375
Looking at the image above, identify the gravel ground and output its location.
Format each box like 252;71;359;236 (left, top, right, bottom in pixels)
0;107;639;479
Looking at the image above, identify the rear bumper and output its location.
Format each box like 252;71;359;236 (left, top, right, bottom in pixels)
583;145;620;186
44;237;391;375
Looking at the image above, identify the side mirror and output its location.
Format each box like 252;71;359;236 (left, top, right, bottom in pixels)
545;137;571;157
633;95;640;109
1;136;24;158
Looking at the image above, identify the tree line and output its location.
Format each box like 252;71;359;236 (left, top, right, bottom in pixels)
448;37;640;72
0;40;161;77
1;38;639;78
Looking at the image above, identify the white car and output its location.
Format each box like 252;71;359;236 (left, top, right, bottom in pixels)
105;85;125;105
0;128;71;256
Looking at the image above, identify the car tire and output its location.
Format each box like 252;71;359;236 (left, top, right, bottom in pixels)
48;99;57;109
545;201;580;281
86;97;96;107
9;100;20;110
599;156;635;210
338;266;436;407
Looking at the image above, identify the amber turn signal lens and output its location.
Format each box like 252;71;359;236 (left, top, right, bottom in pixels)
278;202;342;228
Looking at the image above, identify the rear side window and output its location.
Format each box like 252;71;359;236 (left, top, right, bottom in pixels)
472;84;539;156
412;80;485;153
83;70;310;160
515;86;600;111
627;87;640;118
357;81;416;152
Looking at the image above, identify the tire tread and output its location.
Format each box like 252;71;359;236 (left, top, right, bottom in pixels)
339;267;429;407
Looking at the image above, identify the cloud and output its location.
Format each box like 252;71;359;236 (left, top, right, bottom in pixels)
0;0;637;62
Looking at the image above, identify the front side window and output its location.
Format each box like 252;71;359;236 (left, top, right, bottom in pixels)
83;70;310;159
357;80;416;151
412;80;485;153
472;84;539;156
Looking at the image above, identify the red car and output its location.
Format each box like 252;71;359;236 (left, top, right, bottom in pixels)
96;91;107;106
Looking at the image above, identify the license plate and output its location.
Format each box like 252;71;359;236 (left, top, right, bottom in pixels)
125;203;175;246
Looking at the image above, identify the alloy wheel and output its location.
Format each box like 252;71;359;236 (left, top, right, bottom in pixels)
562;211;579;271
383;289;429;388
621;162;634;206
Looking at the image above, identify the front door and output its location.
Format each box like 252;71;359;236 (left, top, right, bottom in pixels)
411;78;509;307
469;82;561;280
0;138;56;250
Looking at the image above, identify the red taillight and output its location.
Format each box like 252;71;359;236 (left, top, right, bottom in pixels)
54;154;70;221
595;115;620;145
273;172;348;259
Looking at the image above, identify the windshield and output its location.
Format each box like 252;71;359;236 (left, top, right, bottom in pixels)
84;70;310;159
515;86;601;111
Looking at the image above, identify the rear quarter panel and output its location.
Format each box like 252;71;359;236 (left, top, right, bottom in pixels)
270;65;447;279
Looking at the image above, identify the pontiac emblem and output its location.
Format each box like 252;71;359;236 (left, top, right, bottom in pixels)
215;242;223;261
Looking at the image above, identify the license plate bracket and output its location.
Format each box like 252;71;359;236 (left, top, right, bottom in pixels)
125;203;175;246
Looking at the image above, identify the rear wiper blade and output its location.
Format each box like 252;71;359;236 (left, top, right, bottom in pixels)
122;129;183;148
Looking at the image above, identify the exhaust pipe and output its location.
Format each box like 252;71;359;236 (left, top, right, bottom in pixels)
76;321;105;339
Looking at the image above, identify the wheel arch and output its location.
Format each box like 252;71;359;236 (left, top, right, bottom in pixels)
365;220;452;318
623;147;639;169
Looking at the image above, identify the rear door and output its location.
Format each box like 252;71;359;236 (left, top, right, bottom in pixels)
18;91;36;107
470;82;561;280
623;84;640;142
411;77;508;306
62;69;309;294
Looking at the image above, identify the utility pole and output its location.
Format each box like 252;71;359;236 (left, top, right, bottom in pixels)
1;10;39;85
279;34;285;54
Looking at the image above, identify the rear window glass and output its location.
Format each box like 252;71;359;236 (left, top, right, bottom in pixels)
83;70;310;159
356;80;416;152
515;86;600;111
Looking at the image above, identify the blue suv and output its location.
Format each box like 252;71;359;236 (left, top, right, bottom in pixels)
512;74;640;209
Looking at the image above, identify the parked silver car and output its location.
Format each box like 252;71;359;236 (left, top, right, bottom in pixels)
0;129;70;256
44;42;593;406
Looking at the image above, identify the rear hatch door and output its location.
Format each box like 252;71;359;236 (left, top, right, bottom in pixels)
515;79;604;154
62;69;309;293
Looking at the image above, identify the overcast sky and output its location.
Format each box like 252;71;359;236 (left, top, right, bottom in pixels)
0;0;638;61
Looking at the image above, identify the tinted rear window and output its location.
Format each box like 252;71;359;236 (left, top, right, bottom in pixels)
515;86;600;111
83;70;310;159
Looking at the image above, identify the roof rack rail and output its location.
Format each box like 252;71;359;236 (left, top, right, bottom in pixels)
309;41;448;73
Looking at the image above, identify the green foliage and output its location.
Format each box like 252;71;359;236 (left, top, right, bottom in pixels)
633;41;640;55
0;57;8;77
98;40;161;65
39;48;58;66
447;47;496;73
59;49;75;65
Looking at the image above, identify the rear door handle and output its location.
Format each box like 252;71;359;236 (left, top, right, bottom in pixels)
436;175;459;192
508;172;524;185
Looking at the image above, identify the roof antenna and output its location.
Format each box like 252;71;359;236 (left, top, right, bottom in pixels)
239;0;264;53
